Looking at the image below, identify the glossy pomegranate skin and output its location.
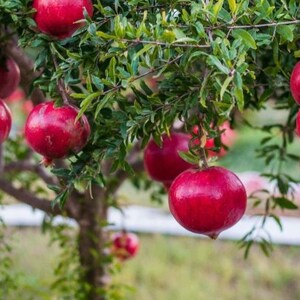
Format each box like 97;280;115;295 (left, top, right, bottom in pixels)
33;0;94;39
0;58;20;99
111;232;139;260
0;100;12;144
144;132;194;183
25;101;90;159
169;166;247;238
296;111;300;136
290;62;300;104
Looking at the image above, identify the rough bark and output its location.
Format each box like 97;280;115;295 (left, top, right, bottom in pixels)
77;184;109;300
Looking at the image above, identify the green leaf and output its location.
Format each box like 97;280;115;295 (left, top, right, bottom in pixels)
232;29;257;49
277;175;289;195
273;197;298;210
96;31;116;39
95;92;114;118
213;0;224;22
52;189;69;210
178;151;198;165
134;44;154;59
233;86;244;110
220;76;233;99
207;55;230;74
108;57;117;83
228;0;237;15
76;91;102;120
269;214;283;231
277;25;294;42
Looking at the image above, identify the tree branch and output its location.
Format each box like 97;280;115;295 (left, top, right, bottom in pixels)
225;19;300;30
4;40;45;104
4;160;58;186
0;178;62;215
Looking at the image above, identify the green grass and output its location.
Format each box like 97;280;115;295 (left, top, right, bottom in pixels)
5;228;300;300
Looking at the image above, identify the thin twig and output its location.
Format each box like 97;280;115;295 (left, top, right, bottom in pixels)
121;39;211;49
51;49;71;105
225;19;300;30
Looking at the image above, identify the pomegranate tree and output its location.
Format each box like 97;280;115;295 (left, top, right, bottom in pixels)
0;0;298;297
111;231;139;261
168;166;247;239
144;132;194;187
0;57;20;99
33;0;94;39
0;100;12;144
24;101;90;163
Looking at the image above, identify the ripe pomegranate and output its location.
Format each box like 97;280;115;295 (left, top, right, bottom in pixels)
144;132;194;185
168;166;247;239
24;101;90;163
0;100;12;144
111;231;139;261
0;57;20;99
296;110;300;136
290;62;300;104
33;0;94;39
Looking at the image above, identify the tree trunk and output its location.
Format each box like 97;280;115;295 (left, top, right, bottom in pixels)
77;184;109;300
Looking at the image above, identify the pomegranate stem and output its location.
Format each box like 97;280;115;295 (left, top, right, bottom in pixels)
199;147;209;169
50;44;70;105
196;123;209;169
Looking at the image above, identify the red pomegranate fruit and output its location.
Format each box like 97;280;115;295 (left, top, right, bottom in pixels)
144;132;194;184
168;166;247;239
0;100;12;144
24;101;90;163
33;0;94;39
111;231;139;261
290;62;300;104
0;57;20;99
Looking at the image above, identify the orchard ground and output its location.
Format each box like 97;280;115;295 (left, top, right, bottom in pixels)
5;228;300;300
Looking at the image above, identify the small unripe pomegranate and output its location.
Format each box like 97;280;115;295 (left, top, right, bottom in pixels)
33;0;94;39
144;132;194;184
169;166;247;239
24;101;90;163
0;100;12;144
0;57;20;99
111;231;139;261
290;62;300;104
